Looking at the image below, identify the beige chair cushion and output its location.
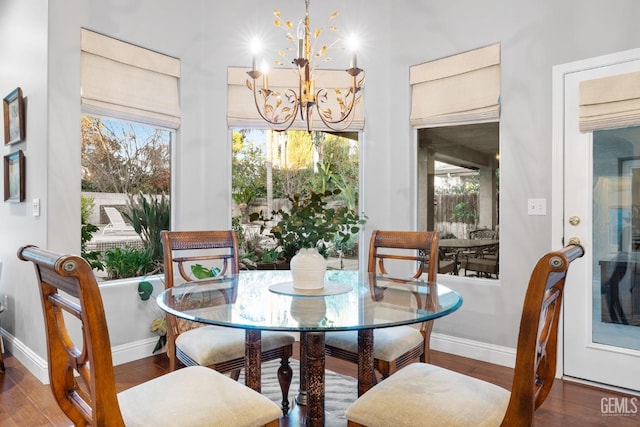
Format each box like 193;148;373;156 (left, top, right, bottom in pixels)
118;365;281;426
176;325;295;365
325;326;423;361
346;363;510;427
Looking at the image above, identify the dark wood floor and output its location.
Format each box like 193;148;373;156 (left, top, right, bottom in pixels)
1;343;637;426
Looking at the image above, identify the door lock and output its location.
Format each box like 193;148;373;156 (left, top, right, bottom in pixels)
569;216;580;226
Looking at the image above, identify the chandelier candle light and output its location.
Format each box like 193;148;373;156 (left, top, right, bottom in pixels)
246;0;364;132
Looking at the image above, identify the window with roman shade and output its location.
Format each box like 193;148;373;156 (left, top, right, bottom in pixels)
410;43;500;128
80;28;181;129
227;66;364;131
579;71;640;132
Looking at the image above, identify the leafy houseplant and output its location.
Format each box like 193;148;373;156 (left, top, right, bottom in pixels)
252;189;365;261
251;189;364;288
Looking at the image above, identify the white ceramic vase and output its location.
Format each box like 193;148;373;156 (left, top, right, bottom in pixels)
290;247;326;289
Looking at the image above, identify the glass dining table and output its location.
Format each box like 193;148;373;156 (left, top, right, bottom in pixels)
156;269;463;427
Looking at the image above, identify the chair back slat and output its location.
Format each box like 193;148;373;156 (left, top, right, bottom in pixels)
49;293;82;320
162;230;239;287
368;230;440;281
18;245;125;426
502;244;584;426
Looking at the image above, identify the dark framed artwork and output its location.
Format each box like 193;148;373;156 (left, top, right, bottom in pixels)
4;150;25;202
3;87;26;145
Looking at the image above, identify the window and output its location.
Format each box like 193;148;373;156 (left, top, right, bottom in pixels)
412;44;501;279
81;116;171;195
418;123;500;279
232;129;360;270
80;116;172;274
79;29;179;277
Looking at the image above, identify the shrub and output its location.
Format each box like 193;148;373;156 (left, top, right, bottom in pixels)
103;246;156;280
80;195;105;271
124;192;170;264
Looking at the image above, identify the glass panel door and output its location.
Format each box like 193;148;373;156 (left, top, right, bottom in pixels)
560;54;640;393
593;126;640;351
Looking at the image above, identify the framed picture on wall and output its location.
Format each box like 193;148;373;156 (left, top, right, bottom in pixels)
3;87;26;145
4;150;25;202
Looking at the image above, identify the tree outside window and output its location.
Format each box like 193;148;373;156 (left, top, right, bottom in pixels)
81;115;172;277
232;129;360;268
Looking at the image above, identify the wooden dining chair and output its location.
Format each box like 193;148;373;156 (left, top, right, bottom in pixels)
346;244;585;427
161;230;295;414
325;230;441;379
17;245;281;427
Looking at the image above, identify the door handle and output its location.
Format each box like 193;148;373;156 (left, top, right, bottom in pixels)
568;237;581;245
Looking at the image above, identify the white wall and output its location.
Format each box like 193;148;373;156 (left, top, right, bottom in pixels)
391;0;640;350
0;0;50;372
1;0;639;380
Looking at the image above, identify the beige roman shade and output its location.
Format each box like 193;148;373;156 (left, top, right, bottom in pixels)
227;66;364;131
410;43;500;128
579;71;640;132
81;29;181;129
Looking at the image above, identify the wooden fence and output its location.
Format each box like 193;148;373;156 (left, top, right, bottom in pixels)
434;194;478;239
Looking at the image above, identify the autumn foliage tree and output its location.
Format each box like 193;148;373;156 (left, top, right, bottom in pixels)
81;116;170;194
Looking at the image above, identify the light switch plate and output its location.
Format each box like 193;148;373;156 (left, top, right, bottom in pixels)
528;198;546;215
32;198;40;217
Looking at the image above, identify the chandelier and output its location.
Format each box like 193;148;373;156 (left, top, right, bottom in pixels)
246;0;364;132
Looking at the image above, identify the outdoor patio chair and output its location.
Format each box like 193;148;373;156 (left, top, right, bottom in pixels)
462;228;499;274
461;243;500;278
437;247;459;275
469;228;498;240
101;206;136;234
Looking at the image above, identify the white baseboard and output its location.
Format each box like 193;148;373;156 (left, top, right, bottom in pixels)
430;332;517;368
1;327;162;385
1;328;49;383
3;324;516;385
111;337;164;366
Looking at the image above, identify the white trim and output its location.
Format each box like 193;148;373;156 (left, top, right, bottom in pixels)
14;323;637;396
111;337;165;366
358;129;366;269
430;331;516;369
552;47;640;386
562;376;640;397
1;328;49;383
1;326;164;385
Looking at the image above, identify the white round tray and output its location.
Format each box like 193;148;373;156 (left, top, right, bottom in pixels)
268;281;352;297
